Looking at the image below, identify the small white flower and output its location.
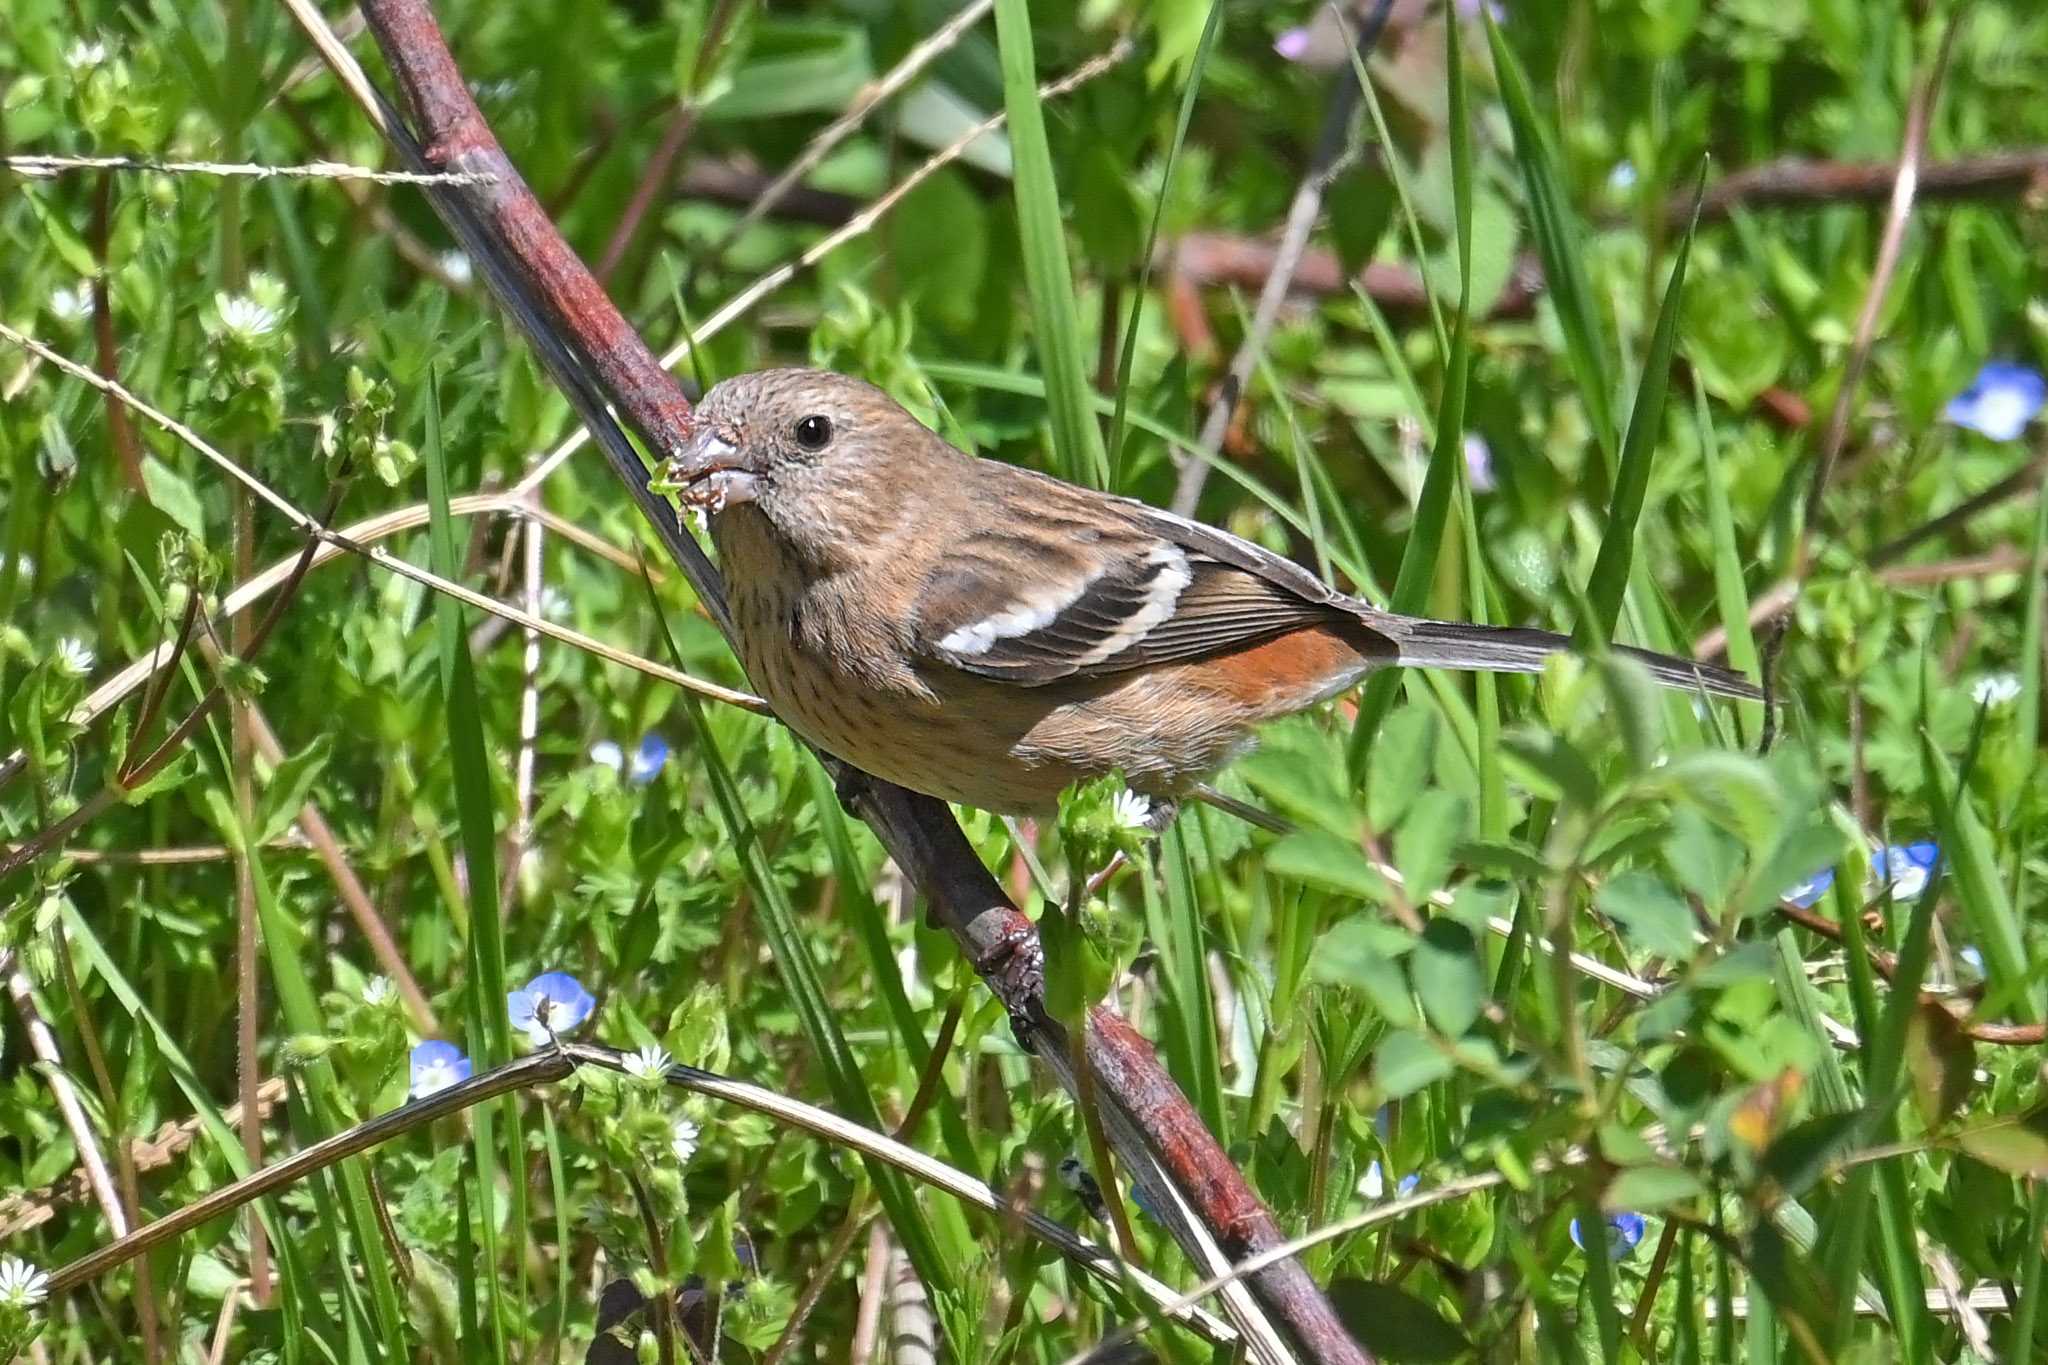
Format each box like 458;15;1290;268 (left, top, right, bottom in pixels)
54;637;94;677
216;292;281;339
49;282;95;325
65;39;109;69
1111;790;1155;831
539;587;570;621
362;976;396;1007
1971;673;2021;708
1608;160;1638;193
438;250;474;287
624;1044;673;1081
670;1116;701;1164
589;740;624;772
0;1255;50;1308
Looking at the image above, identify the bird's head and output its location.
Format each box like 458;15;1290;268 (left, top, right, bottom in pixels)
668;367;960;566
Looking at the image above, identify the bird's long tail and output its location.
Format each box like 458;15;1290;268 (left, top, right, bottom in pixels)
1381;617;1763;702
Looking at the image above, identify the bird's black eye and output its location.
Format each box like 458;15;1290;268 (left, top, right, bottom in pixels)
793;414;833;451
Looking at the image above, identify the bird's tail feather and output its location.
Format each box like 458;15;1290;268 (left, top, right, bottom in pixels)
1386;619;1762;702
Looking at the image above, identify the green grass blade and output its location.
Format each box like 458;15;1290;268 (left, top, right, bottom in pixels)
2018;482;2047;774
1693;373;1763;742
678;696;962;1316
1345;309;1469;773
1108;0;1222;488
994;0;1108;487
800;755;984;1176
1346;7;1474;773
1925;734;2041;1022
1461;478;1505;838
422;374;520;1359
1350;46;1449;360
1145;825;1225;1139
1579;167;1704;646
1485;12;1618;469
2010;1185;2048;1359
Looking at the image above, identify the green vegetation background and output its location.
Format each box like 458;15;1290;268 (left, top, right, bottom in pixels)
2;0;2046;1361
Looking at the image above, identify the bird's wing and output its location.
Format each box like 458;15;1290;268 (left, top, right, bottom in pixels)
909;471;1366;684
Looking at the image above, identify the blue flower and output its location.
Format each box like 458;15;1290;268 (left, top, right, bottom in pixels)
1871;842;1940;902
1362;1161;1421;1199
629;734;669;785
507;971;596;1046
1944;361;2045;442
1571;1212;1646;1260
408;1041;471;1101
1464;434;1496;493
1782;867;1835;909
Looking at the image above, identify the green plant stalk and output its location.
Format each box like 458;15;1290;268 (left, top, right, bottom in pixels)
993;0;1107;487
1107;0;1222;487
2010;1185;2048;1360
1578;167;1705;647
1485;10;1618;470
1692;374;1762;744
1147;825;1226;1139
2019;483;2048;772
800;757;982;1175
245;848;410;1352
423;378;523;1357
679;694;962;1318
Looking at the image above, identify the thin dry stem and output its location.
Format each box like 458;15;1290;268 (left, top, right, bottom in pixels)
3;953;130;1238
699;0;996;264
513;39;1135;494
5;153;493;183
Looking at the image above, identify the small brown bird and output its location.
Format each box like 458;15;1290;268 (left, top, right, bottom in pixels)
669;369;1758;816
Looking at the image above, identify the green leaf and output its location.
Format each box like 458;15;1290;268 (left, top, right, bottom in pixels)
1501;729;1599;811
704;22;871;120
1312;920;1421;1029
1762;1108;1874;1202
1958;1111;2048;1177
1604;1164;1705;1212
1329;1278;1471;1363
255;734;332;846
1412;917;1484;1037
1376;1030;1452;1099
1905;1000;1976;1128
1395;791;1468;904
1369;706;1439;832
1596;872;1698;963
141;455;208;538
1269;830;1390;902
1649;751;1785;855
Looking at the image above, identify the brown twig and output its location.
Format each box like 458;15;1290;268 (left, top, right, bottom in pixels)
0;1077;283;1240
87;171;144;491
1800;13;1966;545
592;0;743;284
2;953;130;1238
1676;146;2048;225
326;2;1359;1360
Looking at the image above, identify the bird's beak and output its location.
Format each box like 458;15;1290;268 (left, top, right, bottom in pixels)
667;426;759;514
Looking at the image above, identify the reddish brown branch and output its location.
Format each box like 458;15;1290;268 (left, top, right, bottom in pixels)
346;3;1364;1360
1679;147;2048;225
1774;900;2044;1046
